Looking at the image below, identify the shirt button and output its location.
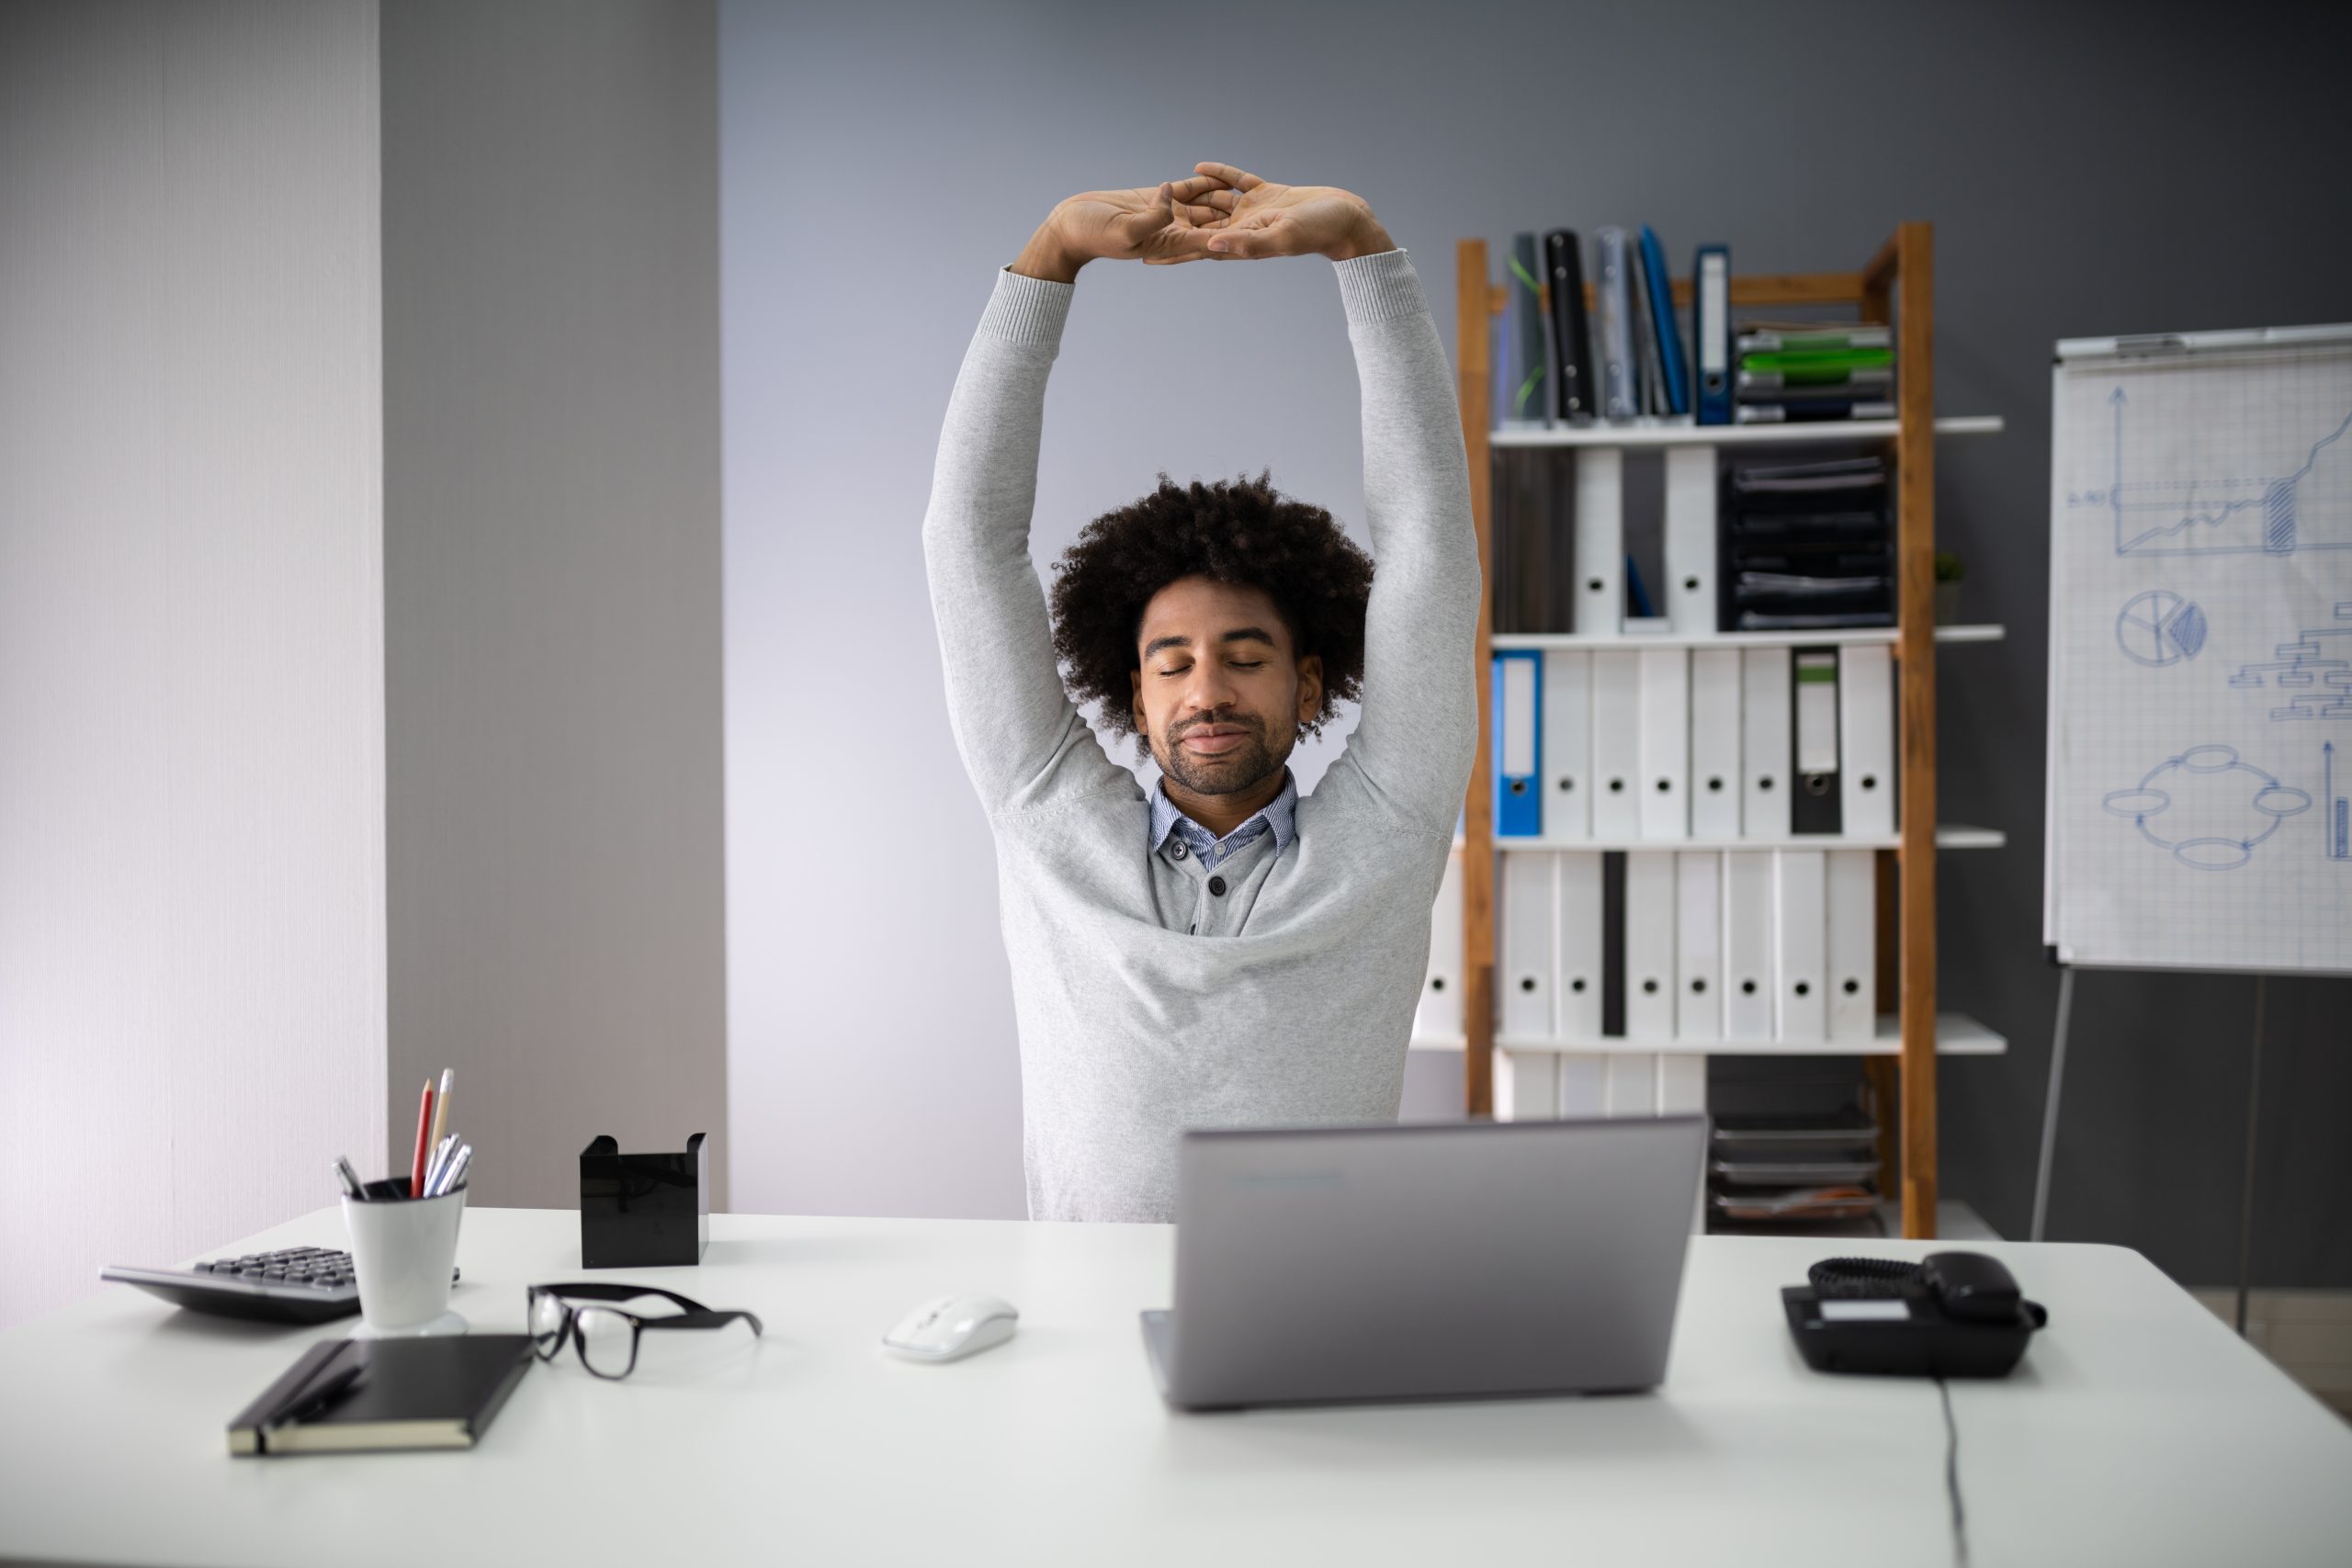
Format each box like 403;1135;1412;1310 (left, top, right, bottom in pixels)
1170;840;1187;859
1208;875;1227;897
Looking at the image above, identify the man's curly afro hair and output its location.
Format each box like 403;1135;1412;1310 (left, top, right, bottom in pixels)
1047;468;1374;744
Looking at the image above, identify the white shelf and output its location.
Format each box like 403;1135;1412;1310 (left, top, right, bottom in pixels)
1492;624;2006;651
1489;414;2004;449
1408;1011;2006;1058
1491;824;2005;853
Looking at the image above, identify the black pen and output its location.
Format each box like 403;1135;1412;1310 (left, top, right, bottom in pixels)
263;1360;363;1438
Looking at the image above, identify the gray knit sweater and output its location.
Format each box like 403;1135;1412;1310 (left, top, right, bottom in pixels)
921;248;1479;1222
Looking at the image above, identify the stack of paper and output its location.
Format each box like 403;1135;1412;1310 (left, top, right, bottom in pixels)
1706;1105;1881;1225
1722;456;1894;631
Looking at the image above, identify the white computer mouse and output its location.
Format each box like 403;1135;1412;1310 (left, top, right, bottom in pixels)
881;1293;1019;1362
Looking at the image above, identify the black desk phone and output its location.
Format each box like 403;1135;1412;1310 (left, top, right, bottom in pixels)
1782;1251;2050;1378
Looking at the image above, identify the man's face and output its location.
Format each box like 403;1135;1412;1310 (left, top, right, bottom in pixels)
1129;575;1323;797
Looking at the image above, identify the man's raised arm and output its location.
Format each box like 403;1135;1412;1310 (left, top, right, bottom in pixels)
921;178;1230;818
1187;164;1481;837
1329;243;1480;835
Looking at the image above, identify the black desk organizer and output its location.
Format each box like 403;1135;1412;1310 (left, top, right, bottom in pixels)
579;1133;708;1268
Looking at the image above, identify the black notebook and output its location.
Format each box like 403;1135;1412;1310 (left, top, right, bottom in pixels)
228;1334;534;1456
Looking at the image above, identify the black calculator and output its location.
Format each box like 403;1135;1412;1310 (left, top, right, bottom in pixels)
101;1247;459;1325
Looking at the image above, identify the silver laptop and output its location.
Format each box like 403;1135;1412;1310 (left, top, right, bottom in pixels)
1140;1116;1706;1410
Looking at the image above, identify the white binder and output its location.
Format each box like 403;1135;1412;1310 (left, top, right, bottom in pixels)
1826;849;1876;1043
1741;647;1792;839
1675;851;1723;1042
1838;643;1896;837
1555;850;1605;1039
1499;851;1555;1039
1664;446;1717;635
1542;649;1592;840
1604;1054;1658;1116
1573;448;1624;637
1637;647;1690;840
1655;1055;1707;1116
1493;1049;1559;1122
1690;648;1743;839
1558;1054;1607;1117
1414;848;1464;1043
1722;851;1774;1041
1590;650;1642;839
1772;849;1827;1042
1624;850;1676;1041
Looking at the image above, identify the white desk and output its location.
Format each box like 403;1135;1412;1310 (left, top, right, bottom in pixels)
4;1208;2348;1567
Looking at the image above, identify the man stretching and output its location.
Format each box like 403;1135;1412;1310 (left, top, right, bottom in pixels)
922;162;1477;1222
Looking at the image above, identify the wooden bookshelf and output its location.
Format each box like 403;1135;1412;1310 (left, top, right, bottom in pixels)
1453;224;1972;1240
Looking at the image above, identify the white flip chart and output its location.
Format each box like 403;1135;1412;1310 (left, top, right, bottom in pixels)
2044;324;2352;972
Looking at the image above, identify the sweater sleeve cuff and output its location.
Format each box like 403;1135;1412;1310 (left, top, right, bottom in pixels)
980;266;1075;349
1332;247;1425;325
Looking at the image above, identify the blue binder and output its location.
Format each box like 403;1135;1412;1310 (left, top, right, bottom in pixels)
1693;243;1733;425
1493;650;1544;837
1637;225;1691;416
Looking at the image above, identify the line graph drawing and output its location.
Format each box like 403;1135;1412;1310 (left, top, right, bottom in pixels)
2328;742;2349;863
2115;590;2208;666
2102;744;2311;869
2228;603;2352;719
2064;389;2352;557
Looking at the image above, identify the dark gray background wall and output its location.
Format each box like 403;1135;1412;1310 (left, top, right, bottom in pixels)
720;0;2352;1284
386;0;728;1208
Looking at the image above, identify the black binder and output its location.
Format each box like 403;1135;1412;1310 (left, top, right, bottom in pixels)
1792;647;1844;834
1600;852;1627;1038
1543;230;1596;423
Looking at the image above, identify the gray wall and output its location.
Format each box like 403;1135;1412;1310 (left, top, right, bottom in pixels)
0;0;387;1328
720;0;2352;1285
384;0;728;1209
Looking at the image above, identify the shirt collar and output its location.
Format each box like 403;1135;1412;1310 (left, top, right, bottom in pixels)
1149;768;1298;859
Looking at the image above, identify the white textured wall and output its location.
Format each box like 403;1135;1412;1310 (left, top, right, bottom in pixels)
0;1;388;1328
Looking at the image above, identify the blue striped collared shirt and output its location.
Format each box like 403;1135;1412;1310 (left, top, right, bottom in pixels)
1148;769;1298;870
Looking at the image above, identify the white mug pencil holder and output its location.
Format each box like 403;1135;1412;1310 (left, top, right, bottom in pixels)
342;1177;468;1337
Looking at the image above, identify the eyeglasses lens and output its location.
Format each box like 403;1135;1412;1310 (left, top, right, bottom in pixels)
528;1291;571;1358
575;1306;636;1378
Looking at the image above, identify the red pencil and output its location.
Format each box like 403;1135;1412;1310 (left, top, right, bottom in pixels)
409;1080;437;1198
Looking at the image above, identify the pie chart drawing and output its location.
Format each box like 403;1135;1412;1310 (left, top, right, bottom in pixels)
2116;591;2209;667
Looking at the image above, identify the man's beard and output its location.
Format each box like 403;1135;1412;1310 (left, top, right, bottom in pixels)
1157;712;1283;797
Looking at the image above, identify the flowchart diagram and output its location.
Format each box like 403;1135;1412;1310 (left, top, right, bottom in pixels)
2102;745;2311;870
2227;603;2352;720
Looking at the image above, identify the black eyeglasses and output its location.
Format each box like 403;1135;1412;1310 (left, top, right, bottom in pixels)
526;1282;764;1380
